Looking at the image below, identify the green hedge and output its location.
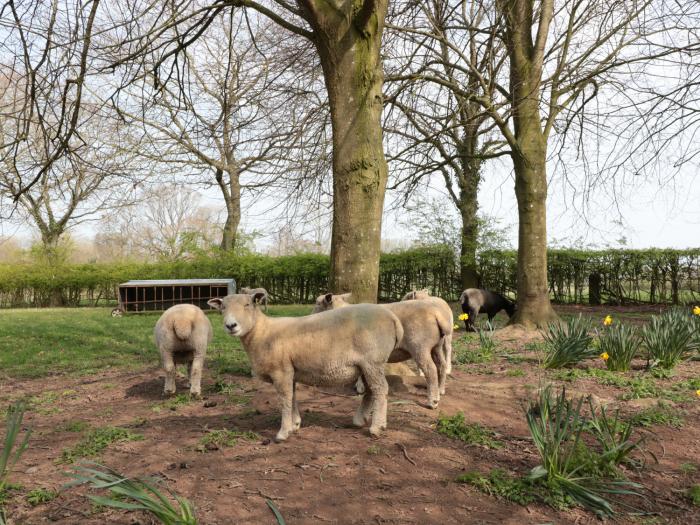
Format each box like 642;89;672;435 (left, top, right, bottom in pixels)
1;247;698;307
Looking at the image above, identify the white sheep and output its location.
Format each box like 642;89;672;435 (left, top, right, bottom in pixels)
208;293;403;441
313;293;449;408
401;289;455;375
239;287;269;311
154;304;213;397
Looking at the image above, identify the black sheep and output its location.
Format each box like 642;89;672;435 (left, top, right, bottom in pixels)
459;288;516;331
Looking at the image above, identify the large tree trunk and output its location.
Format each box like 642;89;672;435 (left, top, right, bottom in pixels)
457;158;480;290
509;133;558;327
498;0;558;328
310;2;389;303
216;167;241;252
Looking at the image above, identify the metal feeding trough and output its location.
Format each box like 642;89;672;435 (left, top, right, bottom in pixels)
111;279;236;317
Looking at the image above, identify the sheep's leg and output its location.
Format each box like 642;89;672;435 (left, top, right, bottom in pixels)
443;333;453;376
185;361;192;389
292;381;301;431
466;308;477;332
354;377;366;394
414;350;440;409
271;373;295;442
432;343;447;396
189;354;204;398
162;352;177;395
353;376;372;427
361;365;389;437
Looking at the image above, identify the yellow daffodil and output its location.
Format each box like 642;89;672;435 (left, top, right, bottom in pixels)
603;315;613;326
458;313;469;321
600;352;609;361
453;323;459;330
693;305;700;316
696;389;700;397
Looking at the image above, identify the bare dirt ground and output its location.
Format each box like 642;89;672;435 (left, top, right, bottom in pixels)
3;307;700;525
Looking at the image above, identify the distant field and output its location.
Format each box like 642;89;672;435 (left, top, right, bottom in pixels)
0;305;313;379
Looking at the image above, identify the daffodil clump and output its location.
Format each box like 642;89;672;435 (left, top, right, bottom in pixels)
642;308;696;370
597;322;640;372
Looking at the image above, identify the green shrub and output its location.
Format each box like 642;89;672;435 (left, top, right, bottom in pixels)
542;315;596;369
69;462;197;524
642;309;695;370
598;324;640;372
525;386;643;517
435;413;502;449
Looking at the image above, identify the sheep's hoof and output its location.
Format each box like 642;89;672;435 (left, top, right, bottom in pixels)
352;415;366;428
429;400;439;410
274;431;289;443
163;389;176;396
189;391;202;399
292;421;301;431
368;426;385;437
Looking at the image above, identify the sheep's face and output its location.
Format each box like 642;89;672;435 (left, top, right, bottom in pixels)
312;293;352;313
207;293;264;337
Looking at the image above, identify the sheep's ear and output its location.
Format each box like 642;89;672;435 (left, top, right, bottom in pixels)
208;298;224;310
252;292;266;305
324;293;333;304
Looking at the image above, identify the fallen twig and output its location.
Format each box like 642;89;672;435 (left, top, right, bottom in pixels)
395;442;417;466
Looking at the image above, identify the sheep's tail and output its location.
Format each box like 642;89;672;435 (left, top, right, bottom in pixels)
173;318;192;341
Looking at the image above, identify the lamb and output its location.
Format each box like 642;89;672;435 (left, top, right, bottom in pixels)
459;288;516;331
313;293;449;408
208;293;403;440
401;289;456;375
239;287;269;311
154;304;213;397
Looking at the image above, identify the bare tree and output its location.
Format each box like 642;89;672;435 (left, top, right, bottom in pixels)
103;0;391;302
388;0;698;327
384;0;508;289
0;0;103;200
111;12;328;252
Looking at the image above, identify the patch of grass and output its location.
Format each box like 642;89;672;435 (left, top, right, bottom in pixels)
210;380;251;405
435;413;502;449
506;368;526;377
628;403;684;428
60;426;143;463
26;488;57;506
366;445;383;455
57;420;89;433
0;483;22;506
680;462;697;474
196;429;260;452
453;335;495;365
0;307;315;379
455;469;535;505
687;484;700;506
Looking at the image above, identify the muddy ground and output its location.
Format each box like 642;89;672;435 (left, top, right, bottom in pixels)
3;307;700;525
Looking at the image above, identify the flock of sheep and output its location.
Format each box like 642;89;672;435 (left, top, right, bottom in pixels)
154;287;516;442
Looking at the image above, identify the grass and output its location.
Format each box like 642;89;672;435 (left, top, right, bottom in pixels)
506;368;526;377
152;394;197;413
435;413;502;449
57;420;89;433
452;334;496;365
60;426;143;463
26;488;57;506
196;429;260;452
366;445;383;455
455;469;535;505
628;403;684;428
0;306;309;379
687;485;700;506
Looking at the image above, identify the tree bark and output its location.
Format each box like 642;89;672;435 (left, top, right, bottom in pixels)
498;0;558;328
307;1;389;303
457;158;480;290
216;167;241;252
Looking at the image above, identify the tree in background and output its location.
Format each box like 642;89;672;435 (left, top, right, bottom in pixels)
384;0;508;289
